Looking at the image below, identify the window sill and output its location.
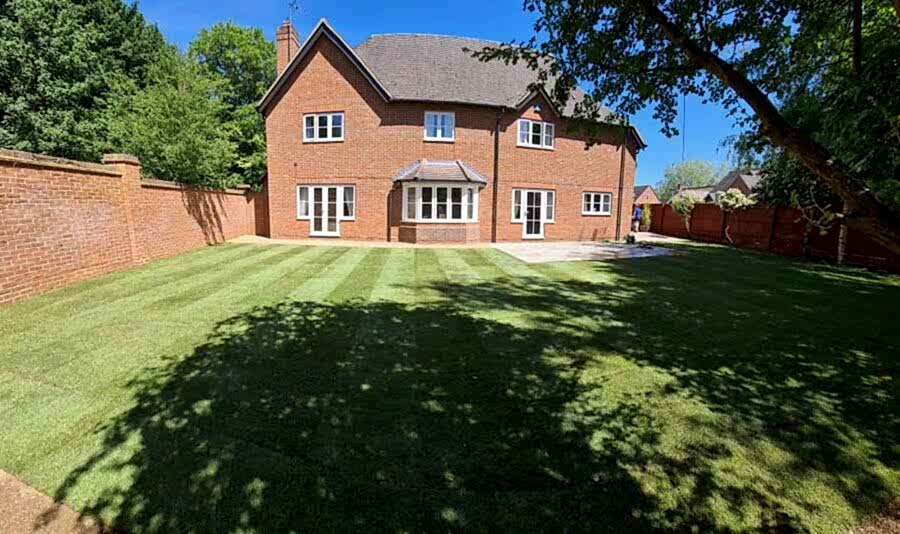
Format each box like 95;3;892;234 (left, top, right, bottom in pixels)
582;212;612;217
516;143;555;151
303;138;345;144
402;219;478;224
424;138;455;143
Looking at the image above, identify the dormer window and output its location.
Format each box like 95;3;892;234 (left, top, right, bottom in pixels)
424;112;455;141
517;119;554;149
304;112;344;142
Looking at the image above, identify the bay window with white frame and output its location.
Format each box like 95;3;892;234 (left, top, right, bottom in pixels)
402;183;479;223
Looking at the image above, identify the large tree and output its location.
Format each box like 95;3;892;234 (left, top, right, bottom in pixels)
656;160;729;202
189;23;275;188
0;0;167;161
105;53;237;188
473;0;900;254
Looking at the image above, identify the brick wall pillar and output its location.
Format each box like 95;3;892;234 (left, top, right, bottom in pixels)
102;154;142;265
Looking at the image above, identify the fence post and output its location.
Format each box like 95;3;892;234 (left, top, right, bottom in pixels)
719;207;728;243
767;205;779;251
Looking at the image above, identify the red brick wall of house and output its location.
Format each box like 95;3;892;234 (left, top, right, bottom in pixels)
263;35;638;243
0;150;264;306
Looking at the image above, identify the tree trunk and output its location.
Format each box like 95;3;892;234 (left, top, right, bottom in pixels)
636;0;900;256
894;0;900;23
837;203;849;265
852;0;862;75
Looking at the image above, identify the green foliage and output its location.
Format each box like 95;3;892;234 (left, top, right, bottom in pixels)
656;160;729;202
670;193;699;216
670;192;699;232
715;188;756;212
640;203;652;228
471;0;900;252
106;54;237;188
0;0;168;161
189;23;275;188
734;4;900;220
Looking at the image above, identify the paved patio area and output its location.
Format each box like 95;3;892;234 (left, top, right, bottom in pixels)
0;470;103;534
492;241;676;264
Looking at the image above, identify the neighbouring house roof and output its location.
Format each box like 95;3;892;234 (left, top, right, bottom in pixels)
634;184;658;200
392;160;489;184
678;186;715;201
258;19;645;149
713;169;762;195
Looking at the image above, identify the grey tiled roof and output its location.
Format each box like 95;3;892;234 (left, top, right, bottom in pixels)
392;160;488;184
258;20;645;147
634;185;651;198
354;34;613;120
713;169;762;193
679;186;715;201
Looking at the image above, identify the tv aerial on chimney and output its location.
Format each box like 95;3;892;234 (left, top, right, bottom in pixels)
287;0;301;61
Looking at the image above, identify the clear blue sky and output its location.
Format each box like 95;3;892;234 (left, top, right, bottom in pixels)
139;0;740;187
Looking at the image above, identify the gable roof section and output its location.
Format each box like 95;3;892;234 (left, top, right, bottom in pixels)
259;21;646;148
258;19;391;114
679;186;715;201
712;169;762;194
634;185;654;199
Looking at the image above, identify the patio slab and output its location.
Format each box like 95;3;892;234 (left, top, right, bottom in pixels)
492;241;676;264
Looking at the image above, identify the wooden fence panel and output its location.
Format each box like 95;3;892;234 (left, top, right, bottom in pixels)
648;202;899;272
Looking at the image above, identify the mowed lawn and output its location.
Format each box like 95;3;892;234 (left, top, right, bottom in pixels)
0;243;897;533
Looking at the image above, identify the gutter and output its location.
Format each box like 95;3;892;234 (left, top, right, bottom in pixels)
491;109;502;243
615;129;628;241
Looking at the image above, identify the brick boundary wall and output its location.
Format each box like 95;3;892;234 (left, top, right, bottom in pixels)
0;149;267;306
649;203;900;272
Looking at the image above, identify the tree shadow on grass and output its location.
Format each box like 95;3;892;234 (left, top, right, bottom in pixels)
41;250;899;532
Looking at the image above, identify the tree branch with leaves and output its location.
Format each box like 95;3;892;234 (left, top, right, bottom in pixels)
472;0;900;254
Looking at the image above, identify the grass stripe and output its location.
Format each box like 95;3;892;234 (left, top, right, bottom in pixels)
369;248;416;304
326;248;391;303
0;245;261;325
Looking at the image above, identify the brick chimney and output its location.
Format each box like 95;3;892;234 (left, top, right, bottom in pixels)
276;21;301;76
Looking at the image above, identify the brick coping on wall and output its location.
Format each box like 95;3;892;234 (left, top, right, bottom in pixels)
0;148;122;176
140;178;253;196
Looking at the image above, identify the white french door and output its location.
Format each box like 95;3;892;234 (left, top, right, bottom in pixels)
310;186;340;237
523;190;545;239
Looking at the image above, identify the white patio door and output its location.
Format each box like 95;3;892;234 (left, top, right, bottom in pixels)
310;186;340;237
523;190;546;239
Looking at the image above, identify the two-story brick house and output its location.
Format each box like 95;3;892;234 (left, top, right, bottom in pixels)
258;19;645;243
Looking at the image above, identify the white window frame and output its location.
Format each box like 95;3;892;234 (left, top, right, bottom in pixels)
517;119;554;150
401;183;479;223
297;185;356;221
582;192;613;216
511;188;555;223
424;111;455;142
303;112;344;142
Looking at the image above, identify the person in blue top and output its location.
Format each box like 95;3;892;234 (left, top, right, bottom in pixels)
632;204;643;232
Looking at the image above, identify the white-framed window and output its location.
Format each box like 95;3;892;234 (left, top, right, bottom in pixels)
402;184;479;223
297;185;356;220
583;192;612;216
512;188;555;223
303;112;344;142
424;112;455;141
517;119;554;149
